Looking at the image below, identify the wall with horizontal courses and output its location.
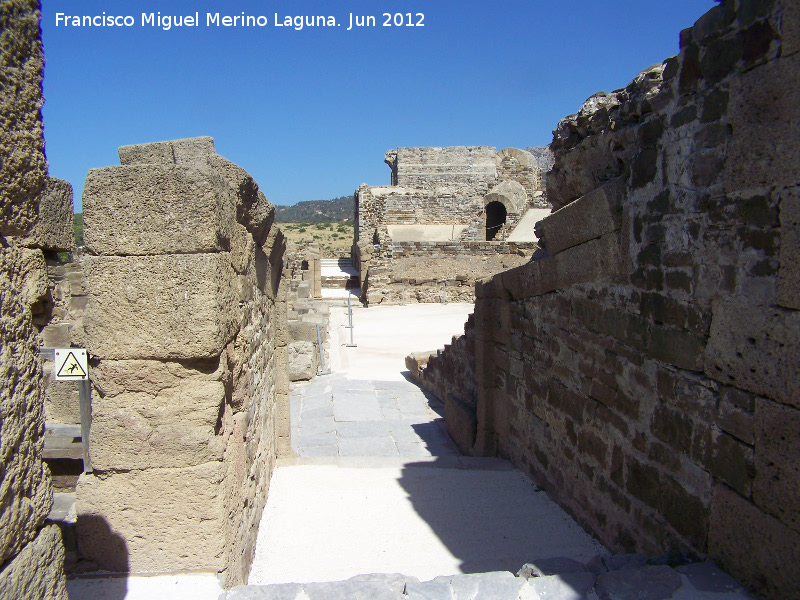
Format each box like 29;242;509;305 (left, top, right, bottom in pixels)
0;1;70;598
419;2;800;598
77;137;289;587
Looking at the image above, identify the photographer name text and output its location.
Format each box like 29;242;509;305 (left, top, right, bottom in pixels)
55;12;425;31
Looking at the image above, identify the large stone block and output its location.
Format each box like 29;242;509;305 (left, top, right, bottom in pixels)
709;484;800;600
705;299;800;408
89;380;225;471
753;399;800;534
540;177;626;254
76;461;225;572
445;395;477;455
90;357;225;398
0;0;46;237
724;53;800;191
0;524;67;600
117;136;215;166
0;249;53;564
83;164;235;256
21;177;75;251
778;188;800;309
84;253;238;360
44;378;81;424
499;232;624;301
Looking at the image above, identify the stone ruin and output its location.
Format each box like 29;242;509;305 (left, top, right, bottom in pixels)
353;146;551;305
1;1;72;596
3;1;800;599
411;1;800;598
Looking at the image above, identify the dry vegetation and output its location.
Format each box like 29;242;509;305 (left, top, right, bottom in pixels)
280;222;354;257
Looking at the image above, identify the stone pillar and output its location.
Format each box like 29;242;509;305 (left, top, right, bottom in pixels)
303;241;322;299
77;137;287;586
0;1;69;598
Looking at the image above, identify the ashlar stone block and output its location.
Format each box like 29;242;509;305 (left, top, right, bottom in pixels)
0;525;67;600
117;136;215;166
76;461;225;573
83;163;235;256
84;253;238;360
777;188;800;309
21;177;75;251
89;380;226;471
705;299;800;408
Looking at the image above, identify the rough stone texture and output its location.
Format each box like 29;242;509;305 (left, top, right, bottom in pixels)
0;0;46;236
84;252;239;360
83;164;235;256
777;189;799;309
21;177;75;251
0;2;68;597
0;525;67;600
76;461;226;572
77;138;288;587
414;3;799;598
355;146;548;304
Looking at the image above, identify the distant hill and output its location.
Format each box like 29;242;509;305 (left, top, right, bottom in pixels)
274;195;354;223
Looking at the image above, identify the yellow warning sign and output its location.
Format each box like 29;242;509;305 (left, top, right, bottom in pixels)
54;348;88;381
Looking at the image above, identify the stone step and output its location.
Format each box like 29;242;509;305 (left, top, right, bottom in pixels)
43;423;83;460
226;559;754;600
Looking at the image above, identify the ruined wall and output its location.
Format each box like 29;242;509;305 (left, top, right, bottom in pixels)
0;1;69;598
423;2;799;598
354;147;547;304
76;137;289;587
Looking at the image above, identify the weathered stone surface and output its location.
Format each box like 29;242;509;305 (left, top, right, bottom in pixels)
753;399;800;534
0;0;47;236
705;299;800;408
777;189;800;309
21;177;75;251
540;178;625;254
518;557;588;578
117;136;215;166
84;253;239;360
44;378;81;424
288;341;315;381
83;164;235;255
709;484;800;600
0;247;53;565
89;380;226;471
76;461;226;572
445;395;477;455
0;524;67;600
11;246;48;310
90;357;224;398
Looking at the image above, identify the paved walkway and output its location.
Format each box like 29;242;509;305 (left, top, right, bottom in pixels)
248;303;608;586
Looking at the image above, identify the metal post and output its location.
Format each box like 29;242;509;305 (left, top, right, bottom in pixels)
402;283;406;306
345;295;357;347
442;281;447;304
79;379;93;473
316;324;331;375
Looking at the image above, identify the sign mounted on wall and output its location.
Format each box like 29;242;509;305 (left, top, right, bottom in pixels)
54;348;88;381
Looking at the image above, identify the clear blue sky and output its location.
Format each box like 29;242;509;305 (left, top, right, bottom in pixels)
40;1;716;211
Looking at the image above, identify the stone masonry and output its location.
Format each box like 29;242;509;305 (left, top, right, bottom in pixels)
414;1;799;598
354;147;546;305
76;137;289;587
0;1;70;598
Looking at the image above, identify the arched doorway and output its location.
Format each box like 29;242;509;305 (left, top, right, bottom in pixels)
485;201;507;240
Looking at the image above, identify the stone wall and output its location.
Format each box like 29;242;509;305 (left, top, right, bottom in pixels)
417;2;799;598
76;137;289;587
354;147;548;304
0;1;69;598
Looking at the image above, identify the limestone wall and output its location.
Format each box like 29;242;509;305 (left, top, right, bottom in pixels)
76;137;289;586
419;2;799;598
0;1;69;598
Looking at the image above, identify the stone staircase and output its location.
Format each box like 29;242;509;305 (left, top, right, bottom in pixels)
321;257;359;289
224;557;754;599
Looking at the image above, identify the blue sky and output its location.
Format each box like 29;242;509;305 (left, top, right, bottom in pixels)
40;1;716;211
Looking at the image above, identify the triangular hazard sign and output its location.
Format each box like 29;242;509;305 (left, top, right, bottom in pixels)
56;351;87;379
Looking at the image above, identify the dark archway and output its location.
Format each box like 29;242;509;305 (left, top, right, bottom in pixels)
485;201;507;241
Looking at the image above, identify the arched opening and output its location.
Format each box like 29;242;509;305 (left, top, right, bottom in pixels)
485;201;507;241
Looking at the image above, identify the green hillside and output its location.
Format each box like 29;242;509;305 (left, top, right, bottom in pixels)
274;195;354;223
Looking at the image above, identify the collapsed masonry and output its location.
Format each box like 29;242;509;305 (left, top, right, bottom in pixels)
412;1;800;599
354;147;551;305
76;137;290;587
0;1;71;597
